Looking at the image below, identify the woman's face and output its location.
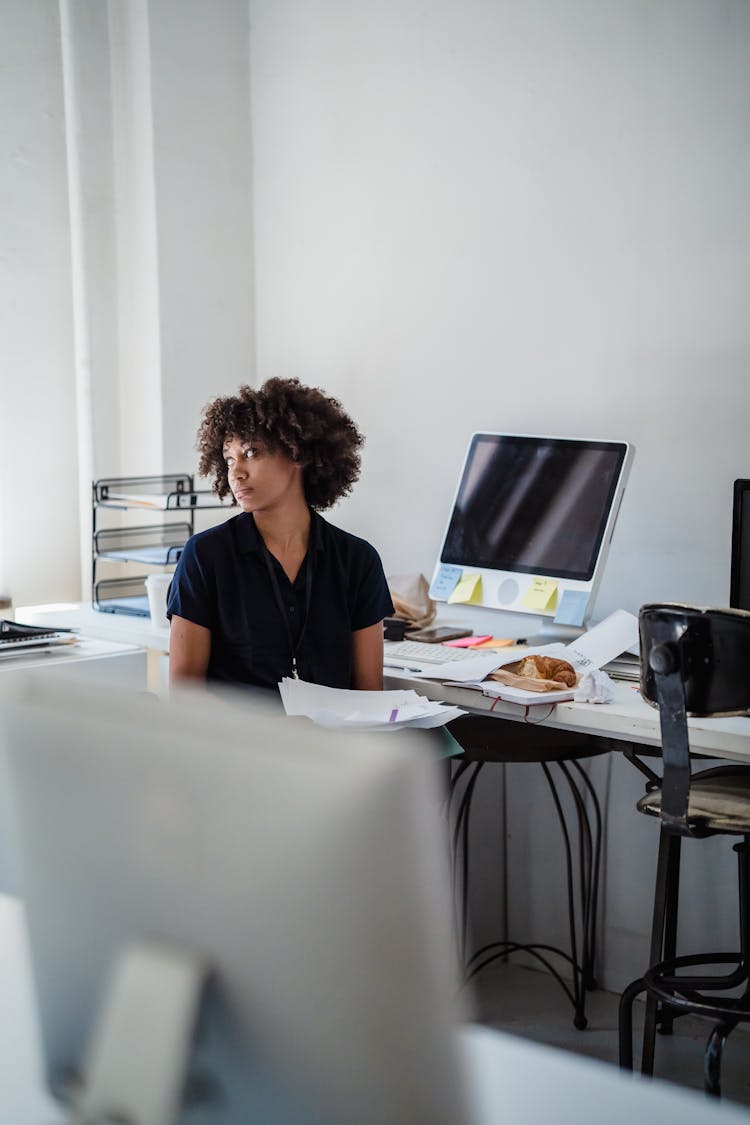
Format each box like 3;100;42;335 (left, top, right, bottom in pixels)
223;435;303;514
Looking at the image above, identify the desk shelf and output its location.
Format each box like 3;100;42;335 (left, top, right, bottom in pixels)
93;524;192;567
92;475;230;617
93;577;151;617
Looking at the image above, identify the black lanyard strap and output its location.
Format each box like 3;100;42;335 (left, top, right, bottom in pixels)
260;540;314;680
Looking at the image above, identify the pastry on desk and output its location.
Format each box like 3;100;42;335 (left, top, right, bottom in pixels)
488;654;578;693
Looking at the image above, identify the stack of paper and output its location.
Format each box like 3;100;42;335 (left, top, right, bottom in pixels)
279;678;464;731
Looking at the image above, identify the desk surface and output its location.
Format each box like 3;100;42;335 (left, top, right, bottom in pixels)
0;637;145;678
15;603;170;654
14;606;750;762
0;894;747;1125
385;672;750;763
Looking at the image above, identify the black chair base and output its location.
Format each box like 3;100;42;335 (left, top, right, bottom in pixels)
619;832;750;1096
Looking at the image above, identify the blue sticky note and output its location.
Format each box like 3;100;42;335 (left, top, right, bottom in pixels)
430;564;462;600
554;589;589;627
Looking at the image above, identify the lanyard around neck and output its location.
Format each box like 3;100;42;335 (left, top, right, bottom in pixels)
260;539;314;680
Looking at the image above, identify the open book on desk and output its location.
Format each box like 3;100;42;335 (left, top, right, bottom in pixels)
443;610;640;706
0;620;78;659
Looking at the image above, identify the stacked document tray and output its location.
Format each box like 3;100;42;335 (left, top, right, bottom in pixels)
92;475;230;617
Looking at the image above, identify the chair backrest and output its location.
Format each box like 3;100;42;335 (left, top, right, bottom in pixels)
639;604;750;835
640;603;750;718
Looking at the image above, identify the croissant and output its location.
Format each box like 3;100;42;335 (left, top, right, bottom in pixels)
504;655;577;688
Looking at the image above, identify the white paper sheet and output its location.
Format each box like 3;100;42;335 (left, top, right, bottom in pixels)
404;655;508;683
278;678;464;730
564;609;639;671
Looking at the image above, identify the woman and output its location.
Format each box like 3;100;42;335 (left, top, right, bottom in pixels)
167;377;394;691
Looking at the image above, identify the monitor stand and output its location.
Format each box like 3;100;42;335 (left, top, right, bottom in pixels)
524;622;586;647
73;942;211;1124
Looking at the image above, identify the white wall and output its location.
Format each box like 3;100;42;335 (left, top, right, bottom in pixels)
0;0;80;605
249;0;750;621
149;0;255;473
248;0;750;991
0;0;254;606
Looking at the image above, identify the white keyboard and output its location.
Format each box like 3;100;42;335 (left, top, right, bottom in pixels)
383;640;489;668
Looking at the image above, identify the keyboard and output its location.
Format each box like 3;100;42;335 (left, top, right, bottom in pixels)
384;639;495;669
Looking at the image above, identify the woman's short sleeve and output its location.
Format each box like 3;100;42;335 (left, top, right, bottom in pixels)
166;536;215;629
350;543;394;631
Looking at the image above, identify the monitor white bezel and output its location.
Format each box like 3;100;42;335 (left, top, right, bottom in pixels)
429;432;634;626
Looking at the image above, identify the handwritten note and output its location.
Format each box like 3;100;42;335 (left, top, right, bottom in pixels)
430;564;462;600
554;589;589;627
448;573;483;605
521;577;558;611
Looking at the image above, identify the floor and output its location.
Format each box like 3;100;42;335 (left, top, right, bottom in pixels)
473;960;750;1111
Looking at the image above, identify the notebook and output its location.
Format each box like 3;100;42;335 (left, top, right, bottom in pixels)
0;620;78;656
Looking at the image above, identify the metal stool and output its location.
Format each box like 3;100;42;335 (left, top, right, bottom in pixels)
446;714;606;1030
619;603;750;1097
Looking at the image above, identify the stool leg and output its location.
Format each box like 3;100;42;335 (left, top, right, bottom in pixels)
656;831;682;1038
542;763;586;1029
702;840;750;1097
619;977;647;1070
641;829;681;1075
571;759;603;991
705;1019;737;1097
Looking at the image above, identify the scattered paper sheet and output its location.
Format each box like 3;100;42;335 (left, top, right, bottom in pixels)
564;609;638;670
406;654;508;682
278;679;464;731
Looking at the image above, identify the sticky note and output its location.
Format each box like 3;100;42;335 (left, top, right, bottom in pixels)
521;577;559;612
448;573;483;605
430;564;462;600
472;637;517;649
443;635;493;648
554;589;589;627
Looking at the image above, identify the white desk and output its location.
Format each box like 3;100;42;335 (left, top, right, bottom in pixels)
16;603;169;694
15;603;170;652
385;672;750;763
0;637;147;691
0;893;746;1125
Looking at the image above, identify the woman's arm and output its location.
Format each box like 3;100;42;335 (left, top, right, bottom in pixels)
169;615;212;686
351;621;386;690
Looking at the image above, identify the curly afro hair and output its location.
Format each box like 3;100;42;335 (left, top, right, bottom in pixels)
196;377;364;511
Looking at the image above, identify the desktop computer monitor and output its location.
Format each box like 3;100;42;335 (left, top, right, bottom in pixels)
429;433;634;632
730;479;750;612
0;678;471;1125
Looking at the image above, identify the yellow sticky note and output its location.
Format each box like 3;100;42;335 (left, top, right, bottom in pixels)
521;577;559;611
447;573;483;605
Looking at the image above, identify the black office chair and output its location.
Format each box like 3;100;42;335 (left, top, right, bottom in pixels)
619;603;750;1096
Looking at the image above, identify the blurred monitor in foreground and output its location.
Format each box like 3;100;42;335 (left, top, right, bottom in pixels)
0;679;470;1125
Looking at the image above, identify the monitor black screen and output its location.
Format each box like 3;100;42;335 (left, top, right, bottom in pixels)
440;434;628;582
731;479;750;612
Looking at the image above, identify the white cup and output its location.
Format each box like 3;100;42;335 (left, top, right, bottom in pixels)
145;573;172;628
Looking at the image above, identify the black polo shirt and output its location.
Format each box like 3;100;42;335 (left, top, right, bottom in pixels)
167;510;394;690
